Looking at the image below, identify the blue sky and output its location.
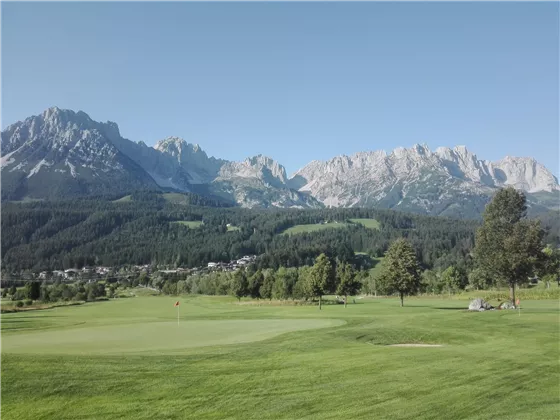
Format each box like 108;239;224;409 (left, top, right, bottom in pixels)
2;2;558;176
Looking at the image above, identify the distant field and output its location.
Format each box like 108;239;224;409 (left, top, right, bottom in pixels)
2;294;558;420
171;220;203;229
349;218;381;229
162;193;189;204
281;222;348;235
112;195;132;202
112;193;192;204
227;225;241;232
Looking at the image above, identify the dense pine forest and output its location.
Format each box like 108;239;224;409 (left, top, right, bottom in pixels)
2;191;558;274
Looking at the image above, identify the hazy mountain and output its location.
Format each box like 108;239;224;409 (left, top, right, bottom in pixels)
211;155;321;208
289;144;559;217
0;107;157;199
0;107;318;208
2;107;558;217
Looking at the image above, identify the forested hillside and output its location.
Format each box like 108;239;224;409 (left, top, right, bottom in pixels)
3;191;558;274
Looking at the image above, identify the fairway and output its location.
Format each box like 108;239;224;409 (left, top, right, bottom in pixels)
2;295;559;420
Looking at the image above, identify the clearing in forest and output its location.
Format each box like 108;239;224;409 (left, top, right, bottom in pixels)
280;221;348;235
171;220;203;229
348;218;381;229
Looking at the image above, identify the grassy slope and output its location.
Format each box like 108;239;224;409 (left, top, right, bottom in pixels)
162;193;190;204
170;220;203;229
1;295;558;420
281;222;348;235
112;195;132;202
349;218;381;229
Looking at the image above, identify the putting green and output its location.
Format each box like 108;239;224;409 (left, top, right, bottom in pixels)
2;319;344;355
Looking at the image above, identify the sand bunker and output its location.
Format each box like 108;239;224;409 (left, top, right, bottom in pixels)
388;344;443;347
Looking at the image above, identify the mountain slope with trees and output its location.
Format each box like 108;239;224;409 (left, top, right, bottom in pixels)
2;191;482;273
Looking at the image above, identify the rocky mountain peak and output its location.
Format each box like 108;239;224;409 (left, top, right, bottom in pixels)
2;107;558;216
490;156;558;193
155;137;206;158
217;154;288;187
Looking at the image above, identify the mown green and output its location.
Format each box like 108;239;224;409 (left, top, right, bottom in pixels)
2;295;558;419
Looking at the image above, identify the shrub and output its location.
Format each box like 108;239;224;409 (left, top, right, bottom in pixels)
24;299;33;306
482;288;560;301
15;301;24;308
73;292;87;302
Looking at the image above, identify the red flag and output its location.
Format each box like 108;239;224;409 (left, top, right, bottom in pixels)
515;298;520;306
174;301;180;307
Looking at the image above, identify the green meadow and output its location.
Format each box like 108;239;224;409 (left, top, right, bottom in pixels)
170;220;203;229
349;218;381;229
280;218;380;235
1;295;559;419
112;194;132;202
281;222;348;235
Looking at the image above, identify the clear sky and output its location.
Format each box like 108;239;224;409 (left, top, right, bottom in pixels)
2;2;558;176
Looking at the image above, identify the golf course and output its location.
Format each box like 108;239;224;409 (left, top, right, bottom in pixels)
2;294;558;419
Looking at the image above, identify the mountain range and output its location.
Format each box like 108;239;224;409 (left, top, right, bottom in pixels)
2;107;558;218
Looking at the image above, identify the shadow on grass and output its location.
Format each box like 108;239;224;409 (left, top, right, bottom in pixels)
2;315;62;319
434;307;467;311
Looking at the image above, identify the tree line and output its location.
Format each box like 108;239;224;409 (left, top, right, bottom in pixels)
1;193;486;273
5;187;558;309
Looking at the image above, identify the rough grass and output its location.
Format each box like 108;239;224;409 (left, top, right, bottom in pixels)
348;218;381;229
281;222;348;235
457;285;560;301
171;220;203;229
2;295;558;420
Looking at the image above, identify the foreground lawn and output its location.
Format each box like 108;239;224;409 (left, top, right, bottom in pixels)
2;295;559;419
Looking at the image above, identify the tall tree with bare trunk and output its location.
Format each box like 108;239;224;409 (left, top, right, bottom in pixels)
474;187;544;305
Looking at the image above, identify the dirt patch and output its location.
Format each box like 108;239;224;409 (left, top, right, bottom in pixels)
388;344;443;347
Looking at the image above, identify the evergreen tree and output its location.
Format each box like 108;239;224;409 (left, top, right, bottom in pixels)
25;281;41;300
230;269;248;301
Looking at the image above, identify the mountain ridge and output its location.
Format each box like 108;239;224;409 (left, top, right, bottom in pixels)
1;107;558;217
